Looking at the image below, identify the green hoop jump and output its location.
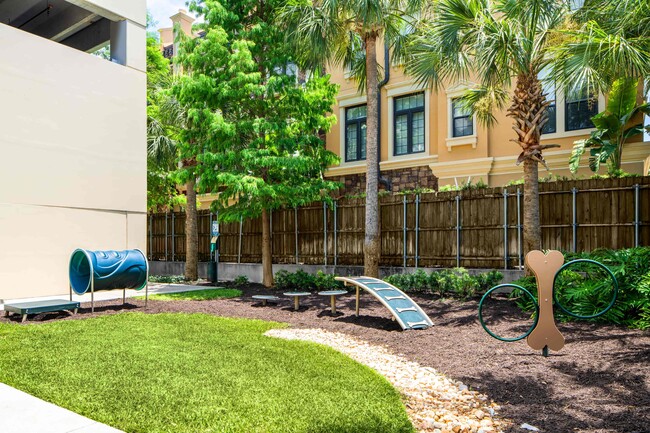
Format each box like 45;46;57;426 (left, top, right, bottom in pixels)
553;259;618;319
478;254;618;354
478;284;539;342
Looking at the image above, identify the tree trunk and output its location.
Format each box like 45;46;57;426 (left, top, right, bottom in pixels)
364;34;380;278
508;74;547;260
522;159;541;254
185;177;198;281
261;208;273;287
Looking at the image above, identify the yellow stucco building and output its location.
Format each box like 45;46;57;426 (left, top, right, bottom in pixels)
324;46;650;192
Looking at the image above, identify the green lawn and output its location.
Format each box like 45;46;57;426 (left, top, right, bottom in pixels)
0;313;413;433
140;288;242;301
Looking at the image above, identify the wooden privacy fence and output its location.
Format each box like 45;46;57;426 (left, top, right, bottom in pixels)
147;176;650;269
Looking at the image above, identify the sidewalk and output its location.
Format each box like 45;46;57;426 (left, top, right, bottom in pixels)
0;384;123;433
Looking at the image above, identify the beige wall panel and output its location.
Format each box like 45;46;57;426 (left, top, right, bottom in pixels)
67;0;146;26
0;204;133;300
127;213;147;251
0;24;146;213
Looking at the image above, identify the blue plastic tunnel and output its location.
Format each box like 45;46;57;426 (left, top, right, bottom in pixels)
69;249;148;295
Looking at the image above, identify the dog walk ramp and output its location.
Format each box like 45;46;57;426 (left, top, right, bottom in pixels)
335;276;433;330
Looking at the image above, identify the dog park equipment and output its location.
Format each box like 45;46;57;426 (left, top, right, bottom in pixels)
4;299;80;323
478;250;618;356
69;249;149;312
284;292;311;310
318;290;347;314
251;295;279;306
335;276;433;330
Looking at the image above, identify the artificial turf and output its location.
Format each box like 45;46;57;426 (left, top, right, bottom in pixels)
0;313;414;433
140;288;242;301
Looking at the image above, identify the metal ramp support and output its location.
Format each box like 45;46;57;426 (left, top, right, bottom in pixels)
335;276;434;330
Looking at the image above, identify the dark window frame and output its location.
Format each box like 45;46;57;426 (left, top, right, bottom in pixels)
451;98;474;138
542;90;557;135
393;92;425;156
565;94;598;132
344;104;367;162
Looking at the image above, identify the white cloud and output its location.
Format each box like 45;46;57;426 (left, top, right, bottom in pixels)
147;0;198;29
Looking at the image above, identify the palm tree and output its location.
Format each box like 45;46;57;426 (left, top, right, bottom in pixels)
280;0;422;277
147;69;200;282
406;0;650;254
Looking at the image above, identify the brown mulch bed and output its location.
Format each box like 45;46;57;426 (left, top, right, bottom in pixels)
3;283;648;433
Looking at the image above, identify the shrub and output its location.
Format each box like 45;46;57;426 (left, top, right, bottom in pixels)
273;270;316;291
475;270;504;293
511;247;650;329
233;275;249;287
149;275;188;284
386;268;503;300
314;271;345;291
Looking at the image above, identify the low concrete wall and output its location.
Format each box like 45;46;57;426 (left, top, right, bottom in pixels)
149;261;524;283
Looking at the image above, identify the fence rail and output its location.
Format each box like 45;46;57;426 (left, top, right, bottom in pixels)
147;176;650;269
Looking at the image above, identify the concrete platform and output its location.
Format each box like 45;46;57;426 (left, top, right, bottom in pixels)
0;383;123;433
0;283;210;312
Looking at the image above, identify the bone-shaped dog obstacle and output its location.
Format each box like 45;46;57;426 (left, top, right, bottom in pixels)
478;250;618;356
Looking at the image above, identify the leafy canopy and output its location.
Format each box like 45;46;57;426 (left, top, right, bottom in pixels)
570;77;650;174
146;36;182;211
279;0;423;91
174;0;341;222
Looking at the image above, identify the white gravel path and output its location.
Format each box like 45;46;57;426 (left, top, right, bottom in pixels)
266;328;510;433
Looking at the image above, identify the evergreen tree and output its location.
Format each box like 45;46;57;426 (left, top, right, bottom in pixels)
280;0;423;278
176;0;340;286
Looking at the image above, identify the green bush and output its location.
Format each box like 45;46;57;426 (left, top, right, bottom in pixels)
233;275;249;287
511;247;650;329
273;270;345;292
149;275;188;284
314;271;345;291
274;270;316;291
385;268;503;300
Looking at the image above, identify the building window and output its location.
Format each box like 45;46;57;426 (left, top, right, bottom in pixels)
451;99;473;137
345;105;367;162
540;71;557;135
542;101;557;134
394;93;425;156
566;88;598;131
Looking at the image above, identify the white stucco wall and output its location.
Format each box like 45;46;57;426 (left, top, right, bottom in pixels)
67;0;146;26
0;22;146;300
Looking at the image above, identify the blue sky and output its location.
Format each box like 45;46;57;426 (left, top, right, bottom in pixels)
148;0;198;30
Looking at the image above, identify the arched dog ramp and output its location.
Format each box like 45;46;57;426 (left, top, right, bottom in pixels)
335;276;433;330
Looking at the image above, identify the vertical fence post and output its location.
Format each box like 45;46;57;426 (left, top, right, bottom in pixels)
323;202;328;266
455;195;461;268
403;195;407;268
503;190;509;270
333;201;338;267
238;216;243;264
634;184;640;247
164;212;169;261
415;194;420;268
148;214;153;260
516;188;523;269
572;187;578;253
171;212;175;262
294;207;299;264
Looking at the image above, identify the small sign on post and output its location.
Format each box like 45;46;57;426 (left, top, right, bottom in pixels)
210;221;220;284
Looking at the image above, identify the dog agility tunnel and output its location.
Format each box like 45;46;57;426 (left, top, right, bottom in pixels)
69;249;149;311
